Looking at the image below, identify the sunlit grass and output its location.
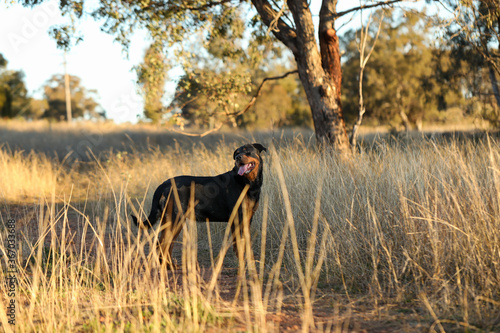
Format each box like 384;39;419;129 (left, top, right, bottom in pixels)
0;120;499;331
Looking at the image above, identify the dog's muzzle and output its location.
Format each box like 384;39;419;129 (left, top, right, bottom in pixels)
237;162;255;176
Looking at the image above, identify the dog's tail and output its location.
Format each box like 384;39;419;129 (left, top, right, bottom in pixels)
131;184;165;229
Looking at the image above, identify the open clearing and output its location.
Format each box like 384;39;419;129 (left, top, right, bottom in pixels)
1;121;499;332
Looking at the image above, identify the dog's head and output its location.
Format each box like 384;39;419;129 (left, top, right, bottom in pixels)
233;143;267;182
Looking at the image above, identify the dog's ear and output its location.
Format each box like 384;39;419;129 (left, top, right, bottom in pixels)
252;143;267;153
233;148;239;160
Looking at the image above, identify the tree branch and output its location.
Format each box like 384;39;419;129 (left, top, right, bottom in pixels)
350;12;384;150
149;0;234;12
335;0;405;19
178;0;234;12
266;2;288;36
251;0;298;54
168;122;224;137
227;69;299;117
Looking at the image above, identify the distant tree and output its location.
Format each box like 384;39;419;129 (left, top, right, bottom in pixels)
42;74;104;121
443;45;500;125
169;55;310;130
171;68;252;129
441;0;500;108
0;54;6;68
0;53;30;118
167;13;295;129
238;66;312;129
342;10;463;130
137;43;168;123
27;98;48;119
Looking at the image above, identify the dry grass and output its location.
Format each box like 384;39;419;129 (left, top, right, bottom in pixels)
0;120;499;332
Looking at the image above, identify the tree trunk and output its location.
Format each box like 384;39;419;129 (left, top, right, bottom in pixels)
399;109;411;131
488;62;500;108
252;0;351;154
288;0;350;154
396;86;410;131
293;38;350;153
63;51;72;123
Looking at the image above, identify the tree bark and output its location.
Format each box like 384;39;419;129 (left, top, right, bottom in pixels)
63;51;72;123
290;0;350;153
396;86;411;131
488;62;500;108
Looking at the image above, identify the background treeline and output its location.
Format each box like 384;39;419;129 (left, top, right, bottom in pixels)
1;7;498;130
342;9;499;131
0;54;104;121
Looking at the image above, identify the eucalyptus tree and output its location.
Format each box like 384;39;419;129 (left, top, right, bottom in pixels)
42;74;103;121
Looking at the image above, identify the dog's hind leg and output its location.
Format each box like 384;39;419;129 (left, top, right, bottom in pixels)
157;199;184;270
231;200;256;262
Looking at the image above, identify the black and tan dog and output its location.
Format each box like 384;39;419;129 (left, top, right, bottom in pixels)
131;143;267;268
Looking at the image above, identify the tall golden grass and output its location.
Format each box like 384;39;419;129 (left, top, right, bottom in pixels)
0;121;499;331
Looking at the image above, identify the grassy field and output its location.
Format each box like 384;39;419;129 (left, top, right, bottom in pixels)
1;120;500;332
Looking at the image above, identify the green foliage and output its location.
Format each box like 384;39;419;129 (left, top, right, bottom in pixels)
170;62;311;130
42;74;104;121
158;4;304;128
0;53;6;68
0;53;31;118
165;7;310;130
27;98;49;119
341;10;465;129
444;0;499;68
238;68;312;129
171;69;252;128
83;0;244;55
441;0;500;121
49;25;84;51
445;46;499;123
137;43;168;123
